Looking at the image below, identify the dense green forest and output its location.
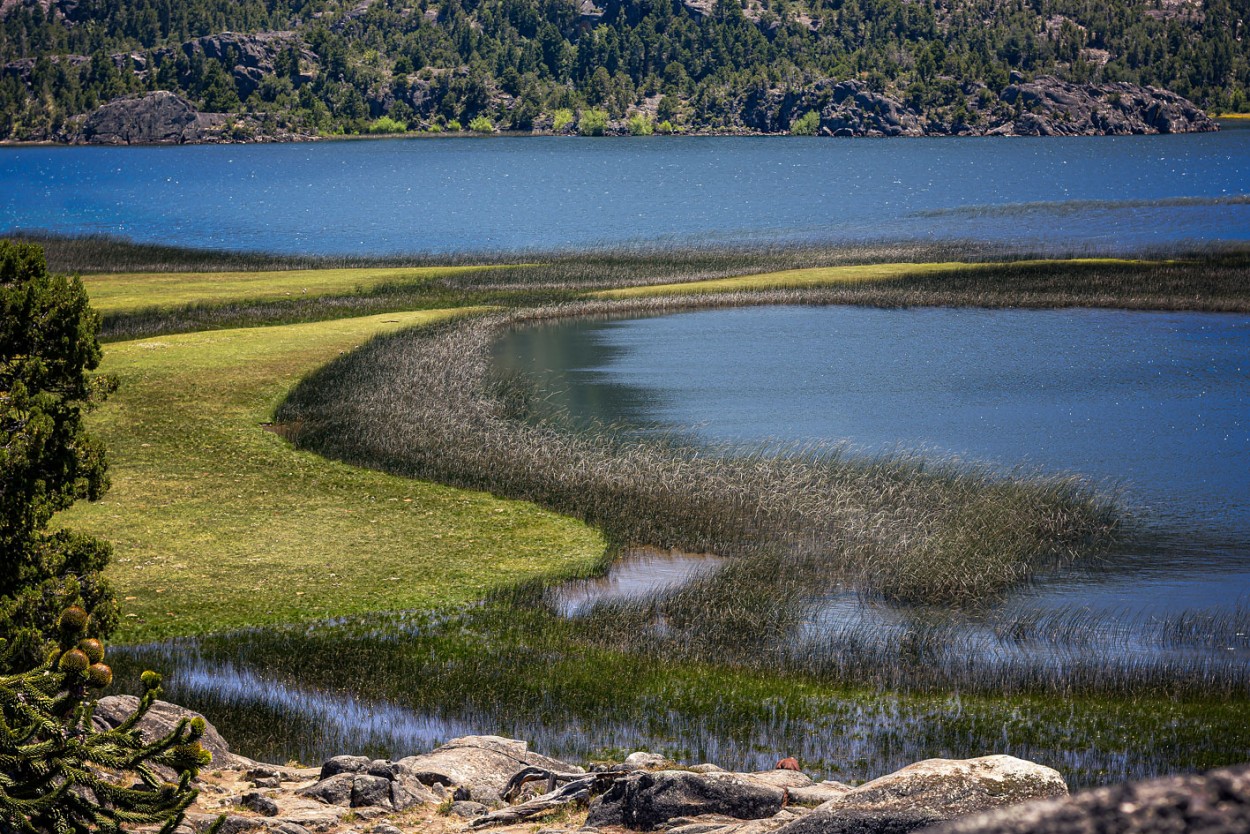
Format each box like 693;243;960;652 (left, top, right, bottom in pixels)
0;0;1246;139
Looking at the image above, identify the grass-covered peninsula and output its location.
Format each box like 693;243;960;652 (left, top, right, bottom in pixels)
37;236;1250;786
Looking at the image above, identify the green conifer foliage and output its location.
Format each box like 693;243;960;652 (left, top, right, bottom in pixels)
1;240;119;672
0;607;213;834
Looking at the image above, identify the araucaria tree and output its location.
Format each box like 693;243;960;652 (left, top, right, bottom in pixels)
1;240;213;833
0;607;213;833
1;239;119;672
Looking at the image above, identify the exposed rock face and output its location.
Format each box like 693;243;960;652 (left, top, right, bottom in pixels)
994;75;1218;136
395;735;583;804
923;763;1250;834
77;91;226;144
585;770;790;830
739;76;1214;137
773;756;1068;834
741;80;926;136
160;32;317;100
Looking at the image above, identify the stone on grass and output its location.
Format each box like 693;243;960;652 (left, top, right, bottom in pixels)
774;756;1067;834
396;735;583;804
586;770;787;830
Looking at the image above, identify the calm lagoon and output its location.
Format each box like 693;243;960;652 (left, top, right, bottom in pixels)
494;305;1250;622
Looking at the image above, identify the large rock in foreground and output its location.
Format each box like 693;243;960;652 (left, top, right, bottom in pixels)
78;91;227;144
923;763;1250;834
774;756;1068;834
92;695;247;769
396;735;583;804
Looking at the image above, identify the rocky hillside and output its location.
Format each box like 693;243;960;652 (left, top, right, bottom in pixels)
0;0;1243;141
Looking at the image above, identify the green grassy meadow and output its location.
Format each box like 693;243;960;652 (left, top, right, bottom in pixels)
58;307;603;642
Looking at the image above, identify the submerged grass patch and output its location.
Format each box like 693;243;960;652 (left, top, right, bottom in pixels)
113;605;1250;786
56;309;603;643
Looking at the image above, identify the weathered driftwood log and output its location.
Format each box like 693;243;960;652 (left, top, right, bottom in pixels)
472;770;618;828
500;766;594;803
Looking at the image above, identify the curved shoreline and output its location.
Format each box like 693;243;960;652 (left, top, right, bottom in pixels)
276;292;1120;610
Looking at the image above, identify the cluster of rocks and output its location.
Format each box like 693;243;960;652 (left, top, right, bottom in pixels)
738;75;1215;137
95;697;1250;834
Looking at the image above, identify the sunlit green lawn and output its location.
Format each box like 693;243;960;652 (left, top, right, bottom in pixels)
58;307;603;643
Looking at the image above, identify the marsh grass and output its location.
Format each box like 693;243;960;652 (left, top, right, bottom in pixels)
108;603;1250;786
277;301;1119;622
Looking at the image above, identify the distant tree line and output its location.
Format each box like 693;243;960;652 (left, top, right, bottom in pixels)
0;0;1246;139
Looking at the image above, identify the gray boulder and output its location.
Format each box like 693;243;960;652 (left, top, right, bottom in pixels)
790;782;854;807
666;809;810;834
624;751;671;770
396;735;583;804
586;770;788;830
921;763;1250;834
298;756;438;811
92;695;243;769
775;756;1067;834
78;91;226;145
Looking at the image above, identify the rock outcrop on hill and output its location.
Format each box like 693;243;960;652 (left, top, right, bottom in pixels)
739;76;1215;137
75;91;228;144
69;90;314;144
993;76;1217;136
155;32;318;101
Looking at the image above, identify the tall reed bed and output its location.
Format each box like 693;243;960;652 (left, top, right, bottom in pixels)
278;300;1118;615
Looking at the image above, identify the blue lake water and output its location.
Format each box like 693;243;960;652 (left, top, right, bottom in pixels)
4;129;1250;254
494;306;1250;620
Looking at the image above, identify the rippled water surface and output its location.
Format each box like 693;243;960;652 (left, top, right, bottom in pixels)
4;130;1250;254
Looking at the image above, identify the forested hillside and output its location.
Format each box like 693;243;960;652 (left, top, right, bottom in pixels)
1;0;1245;140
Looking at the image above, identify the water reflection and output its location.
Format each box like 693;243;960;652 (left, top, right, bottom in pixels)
547;547;722;617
